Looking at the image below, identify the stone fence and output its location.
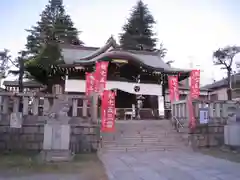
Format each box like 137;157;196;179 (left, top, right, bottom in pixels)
0;92;91;118
172;99;237;148
0;92;100;153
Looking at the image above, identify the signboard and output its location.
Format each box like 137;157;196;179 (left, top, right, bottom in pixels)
10;112;23;128
101;90;116;132
199;108;209;124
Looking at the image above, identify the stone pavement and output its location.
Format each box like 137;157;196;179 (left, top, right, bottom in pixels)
99;150;240;180
0;174;86;180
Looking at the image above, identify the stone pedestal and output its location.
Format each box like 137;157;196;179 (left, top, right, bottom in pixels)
41;122;73;162
40;97;73;162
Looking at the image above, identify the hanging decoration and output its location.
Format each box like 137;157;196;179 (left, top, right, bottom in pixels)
188;69;201;129
101;90;116;132
95;61;109;95
168;76;179;102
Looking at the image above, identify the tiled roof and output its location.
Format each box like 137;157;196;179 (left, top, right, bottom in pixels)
61;37;191;73
201;73;240;90
3;80;44;87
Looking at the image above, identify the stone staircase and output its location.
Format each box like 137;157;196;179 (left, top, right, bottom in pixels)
100;120;190;153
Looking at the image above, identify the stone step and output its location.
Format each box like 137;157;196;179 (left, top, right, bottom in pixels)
100;120;190;152
102;139;185;144
102;144;184;149
103;136;183;141
100;146;189;153
103;134;182;139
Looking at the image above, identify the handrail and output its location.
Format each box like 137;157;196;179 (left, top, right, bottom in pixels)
172;116;184;132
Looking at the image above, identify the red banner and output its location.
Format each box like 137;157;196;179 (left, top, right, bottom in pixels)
101;90;115;132
188;69;200;129
190;70;200;99
85;72;95;96
168;76;179;102
95;61;109;95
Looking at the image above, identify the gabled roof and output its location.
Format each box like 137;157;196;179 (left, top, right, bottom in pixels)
201;73;240;90
61;37;190;73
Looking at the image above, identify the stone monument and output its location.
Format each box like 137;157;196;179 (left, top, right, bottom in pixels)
41;95;73;162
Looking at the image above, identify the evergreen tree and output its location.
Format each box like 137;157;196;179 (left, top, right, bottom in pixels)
24;0;83;90
119;0;157;51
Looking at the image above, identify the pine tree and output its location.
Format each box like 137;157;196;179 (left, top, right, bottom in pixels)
24;0;83;89
119;0;157;51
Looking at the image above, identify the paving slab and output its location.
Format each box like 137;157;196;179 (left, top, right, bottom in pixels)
99;150;240;180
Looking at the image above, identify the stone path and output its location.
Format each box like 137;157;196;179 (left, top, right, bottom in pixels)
0;174;83;180
99;151;240;180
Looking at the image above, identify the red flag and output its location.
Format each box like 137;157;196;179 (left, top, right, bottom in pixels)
95;61;109;95
188;69;200;129
101;90;115;132
190;70;200;99
85;72;95;96
168;76;179;102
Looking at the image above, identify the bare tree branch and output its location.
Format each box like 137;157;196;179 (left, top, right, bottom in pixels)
213;45;240;100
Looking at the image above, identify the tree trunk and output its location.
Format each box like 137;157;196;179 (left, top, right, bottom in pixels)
227;70;232;100
18;58;24;112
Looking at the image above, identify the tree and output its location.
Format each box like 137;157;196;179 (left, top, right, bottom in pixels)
0;49;11;79
158;43;167;58
24;0;83;91
213;46;240;100
119;0;158;51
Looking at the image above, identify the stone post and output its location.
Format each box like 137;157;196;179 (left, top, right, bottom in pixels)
91;93;98;123
72;99;78;117
32;97;39;115
82;99;88;117
2;96;9;114
23;97;29;115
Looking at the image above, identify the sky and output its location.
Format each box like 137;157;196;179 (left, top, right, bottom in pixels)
1;0;240;85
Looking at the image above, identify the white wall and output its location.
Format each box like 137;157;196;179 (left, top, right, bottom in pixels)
65;79;162;96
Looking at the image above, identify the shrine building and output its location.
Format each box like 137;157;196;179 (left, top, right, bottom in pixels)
51;37;192;119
